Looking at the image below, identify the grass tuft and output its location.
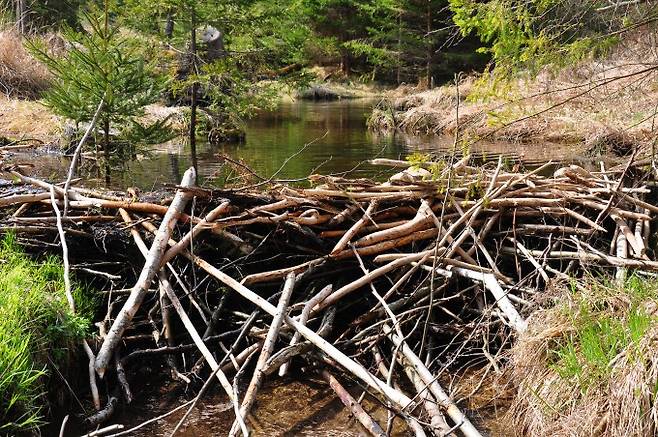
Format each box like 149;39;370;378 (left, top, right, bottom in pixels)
506;275;658;436
0;29;51;99
0;233;92;433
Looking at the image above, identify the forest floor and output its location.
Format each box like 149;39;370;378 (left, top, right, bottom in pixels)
369;30;658;157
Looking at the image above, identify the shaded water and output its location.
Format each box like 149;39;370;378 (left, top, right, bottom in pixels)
112;378;410;436
8;99;585;190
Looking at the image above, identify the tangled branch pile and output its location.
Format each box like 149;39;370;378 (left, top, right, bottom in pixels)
0;154;656;435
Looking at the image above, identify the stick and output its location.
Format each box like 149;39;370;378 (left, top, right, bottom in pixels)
50;186;101;410
63;97;104;216
229;273;296;436
160;271;249;436
279;284;333;376
383;325;482;437
321;369;386;437
331;201;376;255
160;201;230;266
398;354;450;435
316;250;444;311
451;267;527;333
95;167;196;377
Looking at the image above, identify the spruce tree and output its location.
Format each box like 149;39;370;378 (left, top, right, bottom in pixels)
29;6;162;172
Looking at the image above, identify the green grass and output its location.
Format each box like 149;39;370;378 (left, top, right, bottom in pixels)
0;234;93;433
550;275;657;394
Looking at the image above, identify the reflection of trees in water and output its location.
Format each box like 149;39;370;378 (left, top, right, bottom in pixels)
169;153;181;182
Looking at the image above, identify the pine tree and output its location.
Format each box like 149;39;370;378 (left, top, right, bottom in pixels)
29;6;163;170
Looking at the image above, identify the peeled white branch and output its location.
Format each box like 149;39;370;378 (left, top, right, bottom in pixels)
94;167;196;377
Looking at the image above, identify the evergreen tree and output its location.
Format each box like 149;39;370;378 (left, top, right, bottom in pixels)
29;6;163;171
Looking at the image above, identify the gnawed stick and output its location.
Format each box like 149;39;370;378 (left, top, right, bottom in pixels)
383;325;483;437
354;200;432;248
50;186;101;410
95;167;196;377
321;369;387;437
331;200;376;255
398;353;450;436
316;250;445;311
160;271;249;436
229;273;295;436
372;348;427;437
0;192;50;207
160;201;230;266
279;283;333;377
451;267;527;333
610;213;646;259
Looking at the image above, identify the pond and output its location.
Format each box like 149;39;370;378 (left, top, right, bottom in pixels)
8;98;586;190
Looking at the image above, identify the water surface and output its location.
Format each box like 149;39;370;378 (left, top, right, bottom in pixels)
6;99;585;190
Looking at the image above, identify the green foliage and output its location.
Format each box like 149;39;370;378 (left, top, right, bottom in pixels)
304;0;457;83
405;151;431;167
449;0;630;81
28;6;164;158
549;275;658;394
0;234;92;433
112;0;314;138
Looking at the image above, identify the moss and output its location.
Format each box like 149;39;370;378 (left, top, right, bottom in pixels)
0;234;93;433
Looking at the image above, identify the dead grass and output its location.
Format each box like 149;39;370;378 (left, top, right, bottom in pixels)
0;95;60;142
0;30;51;99
505;276;658;436
370;24;658;151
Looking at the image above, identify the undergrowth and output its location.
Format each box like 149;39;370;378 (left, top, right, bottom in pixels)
0;234;93;434
507;275;658;436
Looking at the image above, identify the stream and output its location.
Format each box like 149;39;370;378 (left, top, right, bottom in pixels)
10;98;587;190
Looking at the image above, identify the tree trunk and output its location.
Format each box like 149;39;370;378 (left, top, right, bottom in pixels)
397;10;402;85
15;0;25;34
103;117;110;185
189;2;198;181
165;9;174;39
426;0;432;89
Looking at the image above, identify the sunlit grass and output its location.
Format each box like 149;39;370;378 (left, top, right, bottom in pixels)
507;274;658;435
550;275;657;394
0;234;92;433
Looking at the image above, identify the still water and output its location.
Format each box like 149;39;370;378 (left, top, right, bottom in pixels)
11;99;580;190
121;99;408;189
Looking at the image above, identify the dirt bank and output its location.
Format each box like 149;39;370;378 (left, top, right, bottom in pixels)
369;30;658;154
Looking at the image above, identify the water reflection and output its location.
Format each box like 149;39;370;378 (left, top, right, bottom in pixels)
7;99;588;190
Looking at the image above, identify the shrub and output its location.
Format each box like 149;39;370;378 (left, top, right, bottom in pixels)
0;30;50;99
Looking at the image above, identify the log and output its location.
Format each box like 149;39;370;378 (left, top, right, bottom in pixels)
321;369;386;437
279;284;333;376
384;325;482;437
94;167;196;377
228;273;295;436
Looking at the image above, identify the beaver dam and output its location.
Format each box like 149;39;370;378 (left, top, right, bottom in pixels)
2;153;658;436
